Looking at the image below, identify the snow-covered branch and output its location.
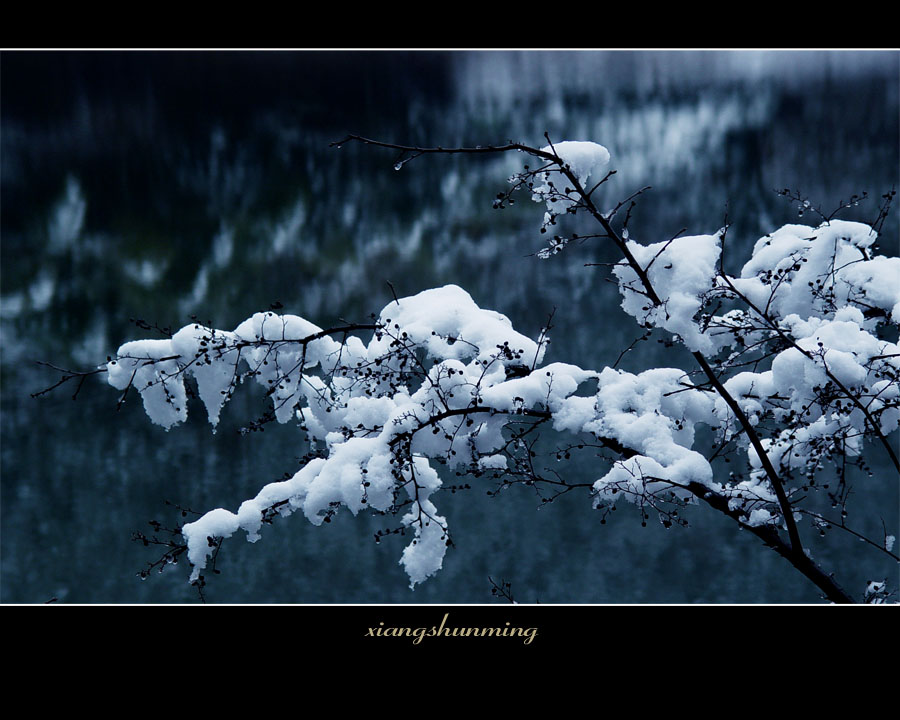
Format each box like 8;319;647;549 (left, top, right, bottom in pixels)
48;134;898;603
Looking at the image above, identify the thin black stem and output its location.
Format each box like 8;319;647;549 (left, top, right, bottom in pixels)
683;481;854;603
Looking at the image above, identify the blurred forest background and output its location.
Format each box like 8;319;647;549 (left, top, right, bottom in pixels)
2;50;897;603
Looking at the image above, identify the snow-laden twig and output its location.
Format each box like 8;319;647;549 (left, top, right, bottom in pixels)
38;133;898;604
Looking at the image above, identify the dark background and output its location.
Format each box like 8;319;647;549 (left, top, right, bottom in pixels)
2;50;897;603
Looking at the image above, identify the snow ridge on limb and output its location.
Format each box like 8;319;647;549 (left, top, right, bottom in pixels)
613;231;723;353
109;286;593;585
703;220;900;481
609;218;899;513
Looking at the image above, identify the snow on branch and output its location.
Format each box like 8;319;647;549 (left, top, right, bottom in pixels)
613;231;723;353
71;134;899;603
107;285;603;586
